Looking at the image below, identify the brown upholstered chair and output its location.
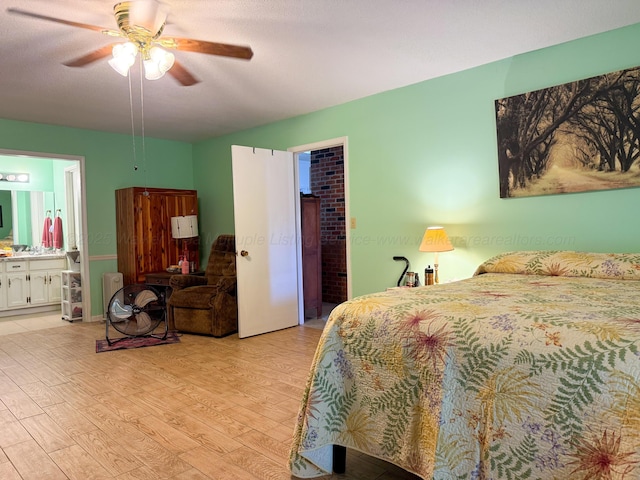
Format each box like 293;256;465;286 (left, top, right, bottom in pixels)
167;234;237;337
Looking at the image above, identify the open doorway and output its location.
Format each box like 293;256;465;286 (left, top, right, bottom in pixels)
0;149;90;323
294;140;349;326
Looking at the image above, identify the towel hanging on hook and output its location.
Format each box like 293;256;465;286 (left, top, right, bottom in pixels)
42;215;53;248
53;212;63;249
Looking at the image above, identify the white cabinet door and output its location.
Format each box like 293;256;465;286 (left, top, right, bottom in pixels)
48;271;62;303
28;270;62;305
0;274;7;310
29;271;48;305
7;273;28;308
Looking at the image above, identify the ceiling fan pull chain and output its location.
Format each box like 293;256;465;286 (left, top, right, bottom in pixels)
128;69;138;172
139;59;149;194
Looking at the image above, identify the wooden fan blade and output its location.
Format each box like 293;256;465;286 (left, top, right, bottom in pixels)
7;8;112;33
168;60;200;87
162;37;253;60
63;45;114;67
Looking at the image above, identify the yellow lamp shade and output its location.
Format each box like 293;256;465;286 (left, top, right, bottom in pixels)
419;226;453;253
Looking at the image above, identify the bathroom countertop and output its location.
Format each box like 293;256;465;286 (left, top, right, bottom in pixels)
0;253;66;261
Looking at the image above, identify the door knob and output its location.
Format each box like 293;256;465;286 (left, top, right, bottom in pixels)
240;250;249;257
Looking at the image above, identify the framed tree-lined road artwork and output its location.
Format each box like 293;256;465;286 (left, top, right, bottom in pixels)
495;66;640;198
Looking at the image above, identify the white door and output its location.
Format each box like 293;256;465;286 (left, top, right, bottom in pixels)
232;145;300;338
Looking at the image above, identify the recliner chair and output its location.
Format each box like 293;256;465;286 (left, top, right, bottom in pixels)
168;234;237;337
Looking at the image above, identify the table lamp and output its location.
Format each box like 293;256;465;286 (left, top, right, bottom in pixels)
171;215;198;273
419;226;453;284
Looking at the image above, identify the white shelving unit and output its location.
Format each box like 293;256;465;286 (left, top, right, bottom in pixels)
61;270;83;322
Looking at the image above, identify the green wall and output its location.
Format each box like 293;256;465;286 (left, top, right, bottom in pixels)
0;119;193;315
193;22;640;297
0;156;54;192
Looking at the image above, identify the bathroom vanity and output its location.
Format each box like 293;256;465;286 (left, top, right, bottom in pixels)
0;255;66;315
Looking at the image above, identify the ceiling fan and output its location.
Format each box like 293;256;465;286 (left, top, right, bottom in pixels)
7;0;253;86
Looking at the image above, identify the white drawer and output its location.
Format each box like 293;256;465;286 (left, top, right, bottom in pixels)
29;258;66;270
5;261;27;272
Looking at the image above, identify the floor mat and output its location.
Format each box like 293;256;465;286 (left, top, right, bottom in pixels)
96;331;180;353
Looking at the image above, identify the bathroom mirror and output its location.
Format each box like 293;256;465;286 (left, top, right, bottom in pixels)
0;190;56;248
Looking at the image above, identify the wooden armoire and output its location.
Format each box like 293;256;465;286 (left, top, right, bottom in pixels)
301;195;322;318
115;187;199;285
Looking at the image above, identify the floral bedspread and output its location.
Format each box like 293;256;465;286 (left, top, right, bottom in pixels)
289;251;640;479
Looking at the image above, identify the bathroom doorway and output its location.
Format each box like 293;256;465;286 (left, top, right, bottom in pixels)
0;149;89;322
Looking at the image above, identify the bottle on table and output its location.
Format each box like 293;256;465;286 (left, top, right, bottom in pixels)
425;265;434;285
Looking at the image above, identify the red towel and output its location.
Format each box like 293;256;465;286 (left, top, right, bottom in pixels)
53;216;63;249
42;217;53;248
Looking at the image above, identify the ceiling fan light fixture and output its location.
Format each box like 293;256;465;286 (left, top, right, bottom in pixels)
143;46;174;80
143;59;163;80
114;41;138;59
108;57;132;76
109;42;138;76
150;46;174;70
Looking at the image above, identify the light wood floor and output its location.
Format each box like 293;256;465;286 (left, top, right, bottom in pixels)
0;309;71;336
0;318;420;479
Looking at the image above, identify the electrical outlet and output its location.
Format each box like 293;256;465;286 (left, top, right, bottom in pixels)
350;217;356;229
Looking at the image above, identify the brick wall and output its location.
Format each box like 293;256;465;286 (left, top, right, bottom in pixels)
309;146;347;304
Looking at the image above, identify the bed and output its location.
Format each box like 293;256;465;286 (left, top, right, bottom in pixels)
289;250;640;479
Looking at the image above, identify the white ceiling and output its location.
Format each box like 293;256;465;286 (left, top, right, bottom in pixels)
2;0;640;143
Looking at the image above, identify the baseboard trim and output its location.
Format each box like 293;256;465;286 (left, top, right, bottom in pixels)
0;305;60;318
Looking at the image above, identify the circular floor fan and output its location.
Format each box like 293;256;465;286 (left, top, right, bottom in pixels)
106;284;167;345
